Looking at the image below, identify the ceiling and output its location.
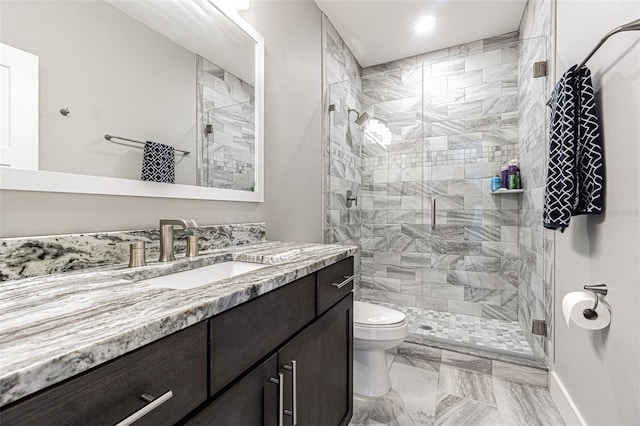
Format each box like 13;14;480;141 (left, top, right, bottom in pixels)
314;0;528;68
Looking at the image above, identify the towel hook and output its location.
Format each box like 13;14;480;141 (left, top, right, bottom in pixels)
582;284;607;319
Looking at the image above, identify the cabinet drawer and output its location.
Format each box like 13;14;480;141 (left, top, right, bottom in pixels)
209;274;315;395
317;257;354;315
1;322;207;426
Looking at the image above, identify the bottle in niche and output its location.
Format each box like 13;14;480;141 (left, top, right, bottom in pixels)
501;165;509;188
507;159;520;189
491;175;502;192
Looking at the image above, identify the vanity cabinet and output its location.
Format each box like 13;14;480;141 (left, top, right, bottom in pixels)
0;256;354;426
189;257;354;426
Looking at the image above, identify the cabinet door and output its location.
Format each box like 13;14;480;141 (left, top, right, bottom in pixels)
185;354;279;426
278;293;353;426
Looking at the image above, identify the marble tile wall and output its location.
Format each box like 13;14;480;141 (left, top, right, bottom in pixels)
358;34;523;322
196;56;256;191
322;14;363;295
517;0;553;360
0;223;266;281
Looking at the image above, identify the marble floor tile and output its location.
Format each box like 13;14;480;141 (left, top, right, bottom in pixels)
492;378;564;426
396;342;442;372
441;350;492;374
390;361;440;417
435;393;500;426
351;342;562;426
437;366;496;406
491;360;547;387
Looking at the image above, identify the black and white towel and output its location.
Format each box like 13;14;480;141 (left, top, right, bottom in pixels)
574;67;604;215
141;141;175;184
543;65;604;231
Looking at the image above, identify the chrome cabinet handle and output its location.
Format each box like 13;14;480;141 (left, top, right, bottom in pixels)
115;390;173;426
431;198;436;230
269;373;284;426
283;360;297;425
332;275;354;289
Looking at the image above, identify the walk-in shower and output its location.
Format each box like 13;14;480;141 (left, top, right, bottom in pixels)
325;34;549;366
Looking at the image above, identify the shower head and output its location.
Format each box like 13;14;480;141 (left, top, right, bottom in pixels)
348;108;371;126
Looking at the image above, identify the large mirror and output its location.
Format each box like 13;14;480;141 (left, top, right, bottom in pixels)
0;0;264;202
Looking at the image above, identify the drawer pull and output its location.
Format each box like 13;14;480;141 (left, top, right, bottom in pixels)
269;373;284;426
283;360;298;425
115;390;173;426
331;275;354;289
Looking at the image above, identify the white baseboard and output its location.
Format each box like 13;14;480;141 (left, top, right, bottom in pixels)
549;370;587;426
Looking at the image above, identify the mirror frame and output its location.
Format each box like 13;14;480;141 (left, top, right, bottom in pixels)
0;0;264;202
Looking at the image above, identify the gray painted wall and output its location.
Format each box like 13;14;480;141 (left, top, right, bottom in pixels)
552;0;640;424
242;0;323;243
0;0;323;243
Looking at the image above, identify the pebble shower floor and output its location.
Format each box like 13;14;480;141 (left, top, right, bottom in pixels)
378;302;534;356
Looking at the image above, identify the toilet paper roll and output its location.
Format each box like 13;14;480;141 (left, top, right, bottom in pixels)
562;291;611;330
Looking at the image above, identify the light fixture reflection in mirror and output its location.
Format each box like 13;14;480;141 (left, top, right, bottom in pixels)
0;0;264;202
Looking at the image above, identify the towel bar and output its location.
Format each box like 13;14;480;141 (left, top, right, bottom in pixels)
104;134;190;156
546;17;640;106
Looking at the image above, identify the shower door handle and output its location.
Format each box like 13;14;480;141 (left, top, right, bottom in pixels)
431;198;436;229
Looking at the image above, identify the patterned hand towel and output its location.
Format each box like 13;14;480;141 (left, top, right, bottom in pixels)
141;141;175;184
574;67;604;215
543;66;604;231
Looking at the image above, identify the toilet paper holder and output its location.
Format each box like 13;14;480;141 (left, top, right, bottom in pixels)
583;284;608;319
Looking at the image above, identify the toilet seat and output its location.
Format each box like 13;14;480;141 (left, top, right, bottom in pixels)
353;301;408;341
354;301;406;328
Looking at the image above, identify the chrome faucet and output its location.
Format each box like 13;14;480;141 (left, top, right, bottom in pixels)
159;219;198;262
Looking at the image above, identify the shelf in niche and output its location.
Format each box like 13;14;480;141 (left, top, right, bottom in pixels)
491;189;525;195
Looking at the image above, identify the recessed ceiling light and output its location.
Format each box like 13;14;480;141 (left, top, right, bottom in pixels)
415;15;437;35
235;0;250;11
218;0;250;11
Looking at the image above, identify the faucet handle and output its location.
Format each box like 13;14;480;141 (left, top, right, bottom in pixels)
128;241;147;267
186;235;199;258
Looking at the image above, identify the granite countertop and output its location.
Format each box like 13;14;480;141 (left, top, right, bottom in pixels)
0;241;357;407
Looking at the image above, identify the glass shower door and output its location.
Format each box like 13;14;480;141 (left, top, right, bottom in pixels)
358;64;426;338
420;36;547;361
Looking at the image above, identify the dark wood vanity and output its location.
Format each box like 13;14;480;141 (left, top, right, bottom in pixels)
0;257;354;426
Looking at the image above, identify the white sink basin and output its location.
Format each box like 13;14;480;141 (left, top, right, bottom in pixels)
142;261;268;290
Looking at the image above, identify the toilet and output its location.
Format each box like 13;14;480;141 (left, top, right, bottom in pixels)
353;301;409;397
